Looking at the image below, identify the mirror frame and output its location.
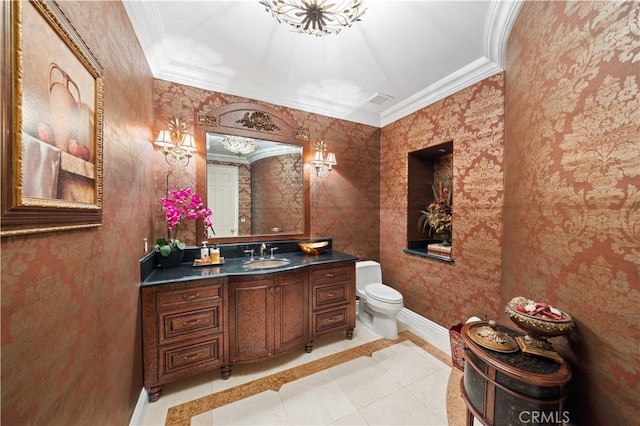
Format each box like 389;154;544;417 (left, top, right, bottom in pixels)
194;102;311;243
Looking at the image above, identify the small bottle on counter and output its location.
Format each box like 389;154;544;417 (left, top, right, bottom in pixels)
200;241;211;264
210;244;220;263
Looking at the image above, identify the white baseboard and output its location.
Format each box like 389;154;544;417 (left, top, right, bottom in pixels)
129;388;148;426
397;308;452;356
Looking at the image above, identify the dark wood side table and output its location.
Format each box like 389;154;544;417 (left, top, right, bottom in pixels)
460;321;571;426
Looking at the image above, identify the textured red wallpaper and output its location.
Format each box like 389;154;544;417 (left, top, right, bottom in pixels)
380;74;506;328
153;79;381;260
4;2;633;424
252;153;304;235
1;2;154;425
504;1;639;424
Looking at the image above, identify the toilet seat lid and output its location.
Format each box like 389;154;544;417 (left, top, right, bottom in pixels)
365;284;403;303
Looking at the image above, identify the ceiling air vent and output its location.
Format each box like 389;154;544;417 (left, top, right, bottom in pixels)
367;92;393;105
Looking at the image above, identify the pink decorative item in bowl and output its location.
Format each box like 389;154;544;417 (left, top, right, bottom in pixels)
505;296;575;337
505;296;575;362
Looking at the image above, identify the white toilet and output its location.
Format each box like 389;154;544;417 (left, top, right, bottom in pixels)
355;260;404;339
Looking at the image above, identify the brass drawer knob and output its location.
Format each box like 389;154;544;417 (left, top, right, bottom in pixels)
182;292;201;300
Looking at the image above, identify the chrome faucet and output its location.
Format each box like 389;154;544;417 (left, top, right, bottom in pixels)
270;247;278;259
244;249;255;262
260;243;267;260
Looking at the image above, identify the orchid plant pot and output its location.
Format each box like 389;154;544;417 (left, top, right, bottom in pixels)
157;249;184;269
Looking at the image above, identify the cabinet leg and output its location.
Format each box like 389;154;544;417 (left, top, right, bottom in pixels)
466;408;474;426
147;386;162;402
305;341;313;353
220;364;232;380
346;328;354;340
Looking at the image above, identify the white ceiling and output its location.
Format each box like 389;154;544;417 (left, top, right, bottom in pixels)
123;0;522;127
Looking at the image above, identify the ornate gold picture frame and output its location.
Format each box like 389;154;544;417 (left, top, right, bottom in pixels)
1;0;104;236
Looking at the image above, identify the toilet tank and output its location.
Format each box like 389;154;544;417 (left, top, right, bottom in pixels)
355;261;382;291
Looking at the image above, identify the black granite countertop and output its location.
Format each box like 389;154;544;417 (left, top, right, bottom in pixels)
141;249;359;287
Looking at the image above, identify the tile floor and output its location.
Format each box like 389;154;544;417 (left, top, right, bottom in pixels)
138;319;464;426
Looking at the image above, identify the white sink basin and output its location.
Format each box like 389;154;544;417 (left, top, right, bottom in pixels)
242;259;291;270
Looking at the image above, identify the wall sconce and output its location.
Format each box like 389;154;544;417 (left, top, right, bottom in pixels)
154;118;196;166
311;140;337;177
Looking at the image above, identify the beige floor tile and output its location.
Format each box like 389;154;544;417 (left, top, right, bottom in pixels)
279;370;357;425
406;367;451;423
329;410;368;425
190;410;214;426
211;390;289;425
358;387;446;426
139;403;170;426
373;340;448;386
329;356;404;409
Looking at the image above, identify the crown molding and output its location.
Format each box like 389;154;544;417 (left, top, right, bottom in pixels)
122;1;165;74
379;57;502;127
379;0;522;127
124;0;522;129
156;62;382;127
484;0;525;66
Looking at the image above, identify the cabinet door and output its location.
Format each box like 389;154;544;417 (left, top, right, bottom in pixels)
228;277;274;363
274;271;309;354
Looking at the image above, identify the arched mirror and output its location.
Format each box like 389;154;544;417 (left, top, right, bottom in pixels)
194;103;310;243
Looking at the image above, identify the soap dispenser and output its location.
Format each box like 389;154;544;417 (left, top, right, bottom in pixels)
210;244;220;264
200;241;211;263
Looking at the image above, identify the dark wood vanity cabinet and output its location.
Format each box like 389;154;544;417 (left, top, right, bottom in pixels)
228;271;309;364
141;260;355;401
141;278;227;402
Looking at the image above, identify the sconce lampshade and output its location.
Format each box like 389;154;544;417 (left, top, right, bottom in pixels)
154;130;174;148
325;152;337;166
312;150;325;164
180;134;197;152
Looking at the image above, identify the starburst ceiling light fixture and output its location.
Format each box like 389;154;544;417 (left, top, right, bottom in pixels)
221;136;258;156
260;0;367;36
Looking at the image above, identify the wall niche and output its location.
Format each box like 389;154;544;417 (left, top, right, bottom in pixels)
405;141;453;261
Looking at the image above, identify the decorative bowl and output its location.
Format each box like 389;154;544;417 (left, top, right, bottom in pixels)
505;299;575;337
298;241;329;255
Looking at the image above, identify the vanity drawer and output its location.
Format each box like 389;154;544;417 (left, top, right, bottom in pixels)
158;280;223;309
312;306;350;335
312;282;349;310
160;336;224;376
159;303;223;345
311;266;351;287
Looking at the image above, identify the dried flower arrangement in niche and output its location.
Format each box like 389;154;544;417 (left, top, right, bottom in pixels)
418;178;452;245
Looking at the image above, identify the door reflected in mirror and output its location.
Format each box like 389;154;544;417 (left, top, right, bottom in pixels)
206;133;304;238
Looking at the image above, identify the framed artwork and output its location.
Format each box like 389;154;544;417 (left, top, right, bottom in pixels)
1;0;104;236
